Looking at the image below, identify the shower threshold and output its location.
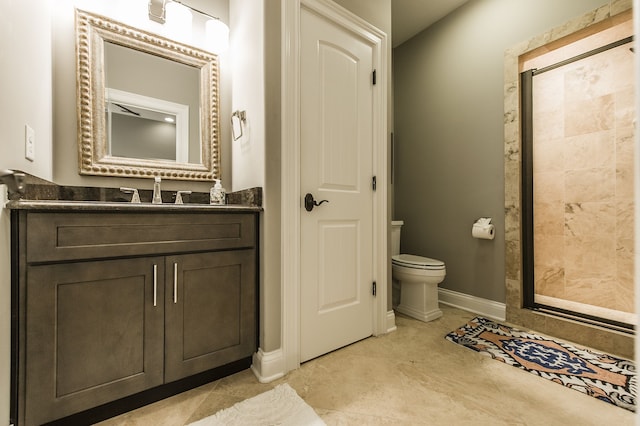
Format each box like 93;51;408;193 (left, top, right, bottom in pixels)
534;294;636;333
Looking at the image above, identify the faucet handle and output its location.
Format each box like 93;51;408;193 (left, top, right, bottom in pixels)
175;190;192;204
120;187;141;203
0;169;26;196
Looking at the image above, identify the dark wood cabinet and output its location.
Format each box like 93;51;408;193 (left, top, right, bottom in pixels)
164;250;256;383
25;257;166;424
12;210;258;425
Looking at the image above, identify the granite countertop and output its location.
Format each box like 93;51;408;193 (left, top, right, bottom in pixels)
5;172;262;213
6;199;262;212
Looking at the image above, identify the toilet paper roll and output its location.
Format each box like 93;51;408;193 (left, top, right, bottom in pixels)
472;223;495;240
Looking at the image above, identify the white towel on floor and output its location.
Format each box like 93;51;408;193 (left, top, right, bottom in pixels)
188;383;325;426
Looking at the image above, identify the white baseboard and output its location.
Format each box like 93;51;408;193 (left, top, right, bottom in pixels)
386;309;397;333
250;348;285;383
438;288;506;321
252;311;398;380
251;292;497;384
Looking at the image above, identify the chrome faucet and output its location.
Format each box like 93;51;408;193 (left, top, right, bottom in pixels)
152;176;162;204
175;190;192;204
0;169;26;196
120;187;141;203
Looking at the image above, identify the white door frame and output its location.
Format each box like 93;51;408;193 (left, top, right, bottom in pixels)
281;0;388;373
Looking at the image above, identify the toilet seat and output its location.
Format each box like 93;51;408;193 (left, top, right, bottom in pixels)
392;254;445;270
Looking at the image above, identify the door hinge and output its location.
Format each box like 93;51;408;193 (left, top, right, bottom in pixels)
372;69;377;85
372;176;377;191
372;281;377;296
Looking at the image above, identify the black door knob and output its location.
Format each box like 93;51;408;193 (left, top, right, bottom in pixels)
304;193;329;212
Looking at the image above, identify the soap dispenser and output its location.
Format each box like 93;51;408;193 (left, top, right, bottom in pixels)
210;179;226;205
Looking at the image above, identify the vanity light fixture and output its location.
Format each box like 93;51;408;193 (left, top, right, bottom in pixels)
165;1;193;44
148;0;167;24
148;0;229;53
164;116;175;123
205;17;229;53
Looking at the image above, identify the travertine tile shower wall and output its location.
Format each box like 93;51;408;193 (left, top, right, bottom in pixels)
504;1;634;358
531;42;635;315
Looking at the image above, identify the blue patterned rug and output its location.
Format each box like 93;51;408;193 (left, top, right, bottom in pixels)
445;317;636;412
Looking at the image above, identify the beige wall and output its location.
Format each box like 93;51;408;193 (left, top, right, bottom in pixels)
0;0;54;421
0;0;53;180
230;0;265;192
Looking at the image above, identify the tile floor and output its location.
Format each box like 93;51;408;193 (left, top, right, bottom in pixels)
98;305;635;425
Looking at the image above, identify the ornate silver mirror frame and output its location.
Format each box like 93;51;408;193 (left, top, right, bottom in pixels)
75;9;220;180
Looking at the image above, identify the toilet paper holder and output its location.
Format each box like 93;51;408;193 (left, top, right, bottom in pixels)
472;217;495;240
475;217;492;226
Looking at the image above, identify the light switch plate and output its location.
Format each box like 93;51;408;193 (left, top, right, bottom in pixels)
25;124;35;161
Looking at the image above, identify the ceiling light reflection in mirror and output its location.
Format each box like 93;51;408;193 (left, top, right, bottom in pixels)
106;88;189;163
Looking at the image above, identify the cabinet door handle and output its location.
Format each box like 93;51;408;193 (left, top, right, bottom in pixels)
153;264;158;307
173;262;178;304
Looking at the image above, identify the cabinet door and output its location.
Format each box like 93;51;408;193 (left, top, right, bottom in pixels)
24;257;165;425
164;249;256;382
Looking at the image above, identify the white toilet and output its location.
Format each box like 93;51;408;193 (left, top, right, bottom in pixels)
391;220;446;322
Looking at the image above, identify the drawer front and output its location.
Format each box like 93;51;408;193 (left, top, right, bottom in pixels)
26;212;256;262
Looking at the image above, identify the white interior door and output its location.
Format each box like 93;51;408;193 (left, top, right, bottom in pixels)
300;5;375;362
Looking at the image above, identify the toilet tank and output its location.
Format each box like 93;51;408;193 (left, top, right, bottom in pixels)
391;220;404;256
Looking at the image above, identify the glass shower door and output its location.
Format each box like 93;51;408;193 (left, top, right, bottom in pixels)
521;37;636;330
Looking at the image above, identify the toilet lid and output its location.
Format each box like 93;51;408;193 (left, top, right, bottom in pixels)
392;254;445;270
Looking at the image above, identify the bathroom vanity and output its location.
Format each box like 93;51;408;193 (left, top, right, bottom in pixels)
9;198;260;425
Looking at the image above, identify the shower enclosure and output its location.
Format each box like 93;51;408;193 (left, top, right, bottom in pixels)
520;30;635;331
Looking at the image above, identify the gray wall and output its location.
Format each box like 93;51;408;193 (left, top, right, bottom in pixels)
393;0;606;303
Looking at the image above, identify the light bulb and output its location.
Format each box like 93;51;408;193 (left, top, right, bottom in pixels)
165;1;193;44
206;18;229;54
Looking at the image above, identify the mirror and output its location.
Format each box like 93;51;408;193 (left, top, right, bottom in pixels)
75;9;220;180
